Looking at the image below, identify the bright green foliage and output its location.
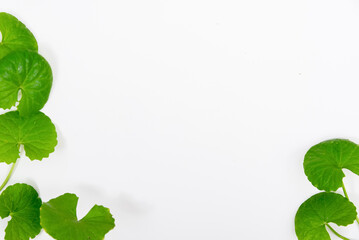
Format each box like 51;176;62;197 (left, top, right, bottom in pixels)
41;193;115;240
0;12;115;240
0;50;53;116
0;183;42;240
295;192;357;240
0;13;37;60
0;111;57;164
304;139;359;192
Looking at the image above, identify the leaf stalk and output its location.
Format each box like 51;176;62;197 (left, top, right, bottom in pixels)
342;182;359;225
326;224;350;240
0;161;16;192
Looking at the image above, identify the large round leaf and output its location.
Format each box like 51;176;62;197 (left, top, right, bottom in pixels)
0;111;57;164
0;183;42;240
304;139;359;191
0;12;37;59
41;193;115;240
0;50;52;116
295;192;357;240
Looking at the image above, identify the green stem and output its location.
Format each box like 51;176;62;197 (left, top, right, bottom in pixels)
326;224;350;240
0;161;16;192
342;182;349;199
342;182;359;224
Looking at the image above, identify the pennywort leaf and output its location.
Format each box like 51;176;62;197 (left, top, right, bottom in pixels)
304;139;359;192
295;192;357;240
0;183;42;240
0;50;53;116
0;13;37;60
40;193;115;240
0;111;57;164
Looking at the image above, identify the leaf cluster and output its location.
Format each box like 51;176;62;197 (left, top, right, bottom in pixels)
295;139;359;239
0;12;115;239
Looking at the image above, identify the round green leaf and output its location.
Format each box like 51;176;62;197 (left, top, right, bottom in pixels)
0;183;42;240
295;192;357;240
0;50;52;116
304;139;359;192
0;12;37;59
0;111;57;164
41;193;115;240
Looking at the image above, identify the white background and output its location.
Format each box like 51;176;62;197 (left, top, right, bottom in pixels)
1;0;359;239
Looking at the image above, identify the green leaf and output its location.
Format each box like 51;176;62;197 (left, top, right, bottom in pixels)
41;193;115;240
0;111;57;164
0;12;38;59
0;183;42;240
0;50;52;116
304;139;359;192
295;192;357;240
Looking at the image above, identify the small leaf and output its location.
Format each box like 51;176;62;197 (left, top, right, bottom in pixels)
304;139;359;191
0;50;53;116
0;12;38;59
0;111;57;164
0;183;42;240
295;192;357;240
41;193;115;240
